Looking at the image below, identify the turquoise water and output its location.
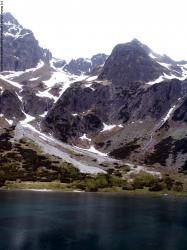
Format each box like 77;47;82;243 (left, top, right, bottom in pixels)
0;191;187;250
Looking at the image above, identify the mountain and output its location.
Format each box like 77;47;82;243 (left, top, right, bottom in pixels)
1;12;187;177
98;39;185;84
42;39;187;172
3;12;52;71
63;54;108;76
0;13;107;131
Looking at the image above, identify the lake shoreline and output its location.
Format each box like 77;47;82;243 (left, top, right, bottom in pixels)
2;181;187;197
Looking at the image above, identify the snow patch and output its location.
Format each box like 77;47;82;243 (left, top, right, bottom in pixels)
36;71;86;102
40;111;48;118
85;146;107;156
86;75;98;81
101;123;123;132
162;105;176;122
0;74;22;89
85;83;95;91
4;60;44;81
6;119;13;125
30;77;40;81
36;91;56;101
20;112;35;125
15;92;23;101
146;75;166;85
158;62;171;70
149;53;157;59
4;23;24;39
80;134;91;142
180;64;187;79
43;71;65;88
146;73;179;85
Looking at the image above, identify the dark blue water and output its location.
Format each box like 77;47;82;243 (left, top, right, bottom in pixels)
0;191;187;250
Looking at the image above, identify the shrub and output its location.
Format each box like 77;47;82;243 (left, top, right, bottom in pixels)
0;170;6;186
122;181;135;190
114;171;122;177
60;163;81;182
85;179;98;192
95;174;108;188
72;181;86;190
162;175;174;190
121;165;131;172
108;175;124;187
149;181;164;191
133;171;160;189
107;168;114;175
173;181;183;192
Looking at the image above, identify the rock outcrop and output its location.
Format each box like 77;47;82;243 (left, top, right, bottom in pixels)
3;12;52;71
63;54;108;75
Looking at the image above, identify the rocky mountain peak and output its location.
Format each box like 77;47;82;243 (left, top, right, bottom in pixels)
63;53;108;76
3;12;52;72
130;38;143;46
98;39;169;85
3;12;20;26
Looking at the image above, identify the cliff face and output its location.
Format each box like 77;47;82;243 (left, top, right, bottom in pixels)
42;39;187;172
98;39;167;84
0;13;108;129
3;13;52;71
63;54;108;76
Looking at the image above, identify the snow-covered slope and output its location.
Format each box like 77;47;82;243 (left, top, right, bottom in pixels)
0;59;88;128
147;53;187;84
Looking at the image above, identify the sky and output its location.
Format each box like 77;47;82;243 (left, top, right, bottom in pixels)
4;0;187;61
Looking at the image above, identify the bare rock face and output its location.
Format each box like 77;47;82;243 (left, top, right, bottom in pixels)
132;79;187;120
98;39;168;85
22;93;53;117
0;89;24;120
42;39;187;172
172;98;187;122
53;60;66;68
3;12;52;71
64;54;108;75
91;54;107;68
42;78;186;142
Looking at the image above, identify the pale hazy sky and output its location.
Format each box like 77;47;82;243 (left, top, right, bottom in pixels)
5;0;187;61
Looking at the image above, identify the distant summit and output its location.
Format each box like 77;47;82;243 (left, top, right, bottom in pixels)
64;54;108;76
3;12;20;26
98;39;168;84
3;12;52;71
2;12;108;75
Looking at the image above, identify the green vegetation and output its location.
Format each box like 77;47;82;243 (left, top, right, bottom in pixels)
0;128;85;186
5;181;71;191
54;174;126;192
1;127;187;196
2;171;187;196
